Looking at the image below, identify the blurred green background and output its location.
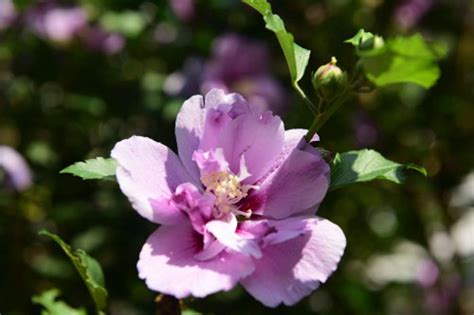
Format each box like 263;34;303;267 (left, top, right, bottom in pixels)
0;0;473;314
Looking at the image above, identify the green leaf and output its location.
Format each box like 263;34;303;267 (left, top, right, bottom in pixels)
344;29;375;46
364;34;441;88
347;30;444;88
243;0;310;85
60;157;117;180
330;149;426;190
241;0;271;14
32;289;86;315
39;230;108;314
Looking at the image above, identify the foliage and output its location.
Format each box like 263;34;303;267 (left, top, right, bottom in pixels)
330;149;426;190
346;30;445;88
243;0;311;100
32;289;86;315
39;230;108;314
60;158;117;181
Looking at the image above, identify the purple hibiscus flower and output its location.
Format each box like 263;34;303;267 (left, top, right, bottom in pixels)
0;145;33;191
111;89;346;307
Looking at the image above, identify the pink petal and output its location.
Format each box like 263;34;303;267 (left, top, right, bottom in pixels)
175;94;206;182
175;89;246;182
170;183;214;233
256;129;319;184
241;217;346;307
263;217;309;246
206;219;262;258
194;238;226;261
111;136;193;224
245;139;329;219
205;110;284;183
138;224;255;299
192;148;230;176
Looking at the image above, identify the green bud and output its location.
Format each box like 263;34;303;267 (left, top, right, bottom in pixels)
358;35;385;51
312;57;348;101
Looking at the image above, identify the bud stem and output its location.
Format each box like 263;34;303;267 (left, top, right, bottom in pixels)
305;90;350;142
293;82;318;115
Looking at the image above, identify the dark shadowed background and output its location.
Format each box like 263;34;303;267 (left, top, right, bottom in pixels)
0;0;473;314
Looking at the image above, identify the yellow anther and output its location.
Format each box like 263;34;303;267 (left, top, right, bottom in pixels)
201;170;254;218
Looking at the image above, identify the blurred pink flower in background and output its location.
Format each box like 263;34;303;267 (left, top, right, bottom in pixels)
25;1;87;42
394;0;435;29
423;274;462;315
202;34;288;113
80;26;125;55
0;0;17;31
416;259;440;288
352;110;378;148
112;89;345;307
0;145;32;191
22;0;124;54
164;34;288;114
169;0;195;21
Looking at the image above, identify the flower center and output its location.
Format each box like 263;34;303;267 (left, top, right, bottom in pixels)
201;171;254;219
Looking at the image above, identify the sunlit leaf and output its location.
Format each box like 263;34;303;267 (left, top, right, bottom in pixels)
242;0;270;14
243;0;310;85
330;149;426;190
39;230;108;314
347;30;444;88
60;157;117;180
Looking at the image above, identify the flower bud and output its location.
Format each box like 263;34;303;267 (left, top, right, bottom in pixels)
312;57;347;101
358;35;384;52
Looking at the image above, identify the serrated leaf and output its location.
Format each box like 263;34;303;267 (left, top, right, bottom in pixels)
61;157;117;180
243;0;310;85
32;289;86;315
330;149;426;190
39;230;108;314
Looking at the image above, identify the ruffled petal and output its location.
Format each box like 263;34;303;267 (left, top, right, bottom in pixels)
111;136;193;224
175;89;247;182
244;139;329;219
138;224;255;299
175;94;206;182
240;217;346;307
206;219;262;258
210;111;285;183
